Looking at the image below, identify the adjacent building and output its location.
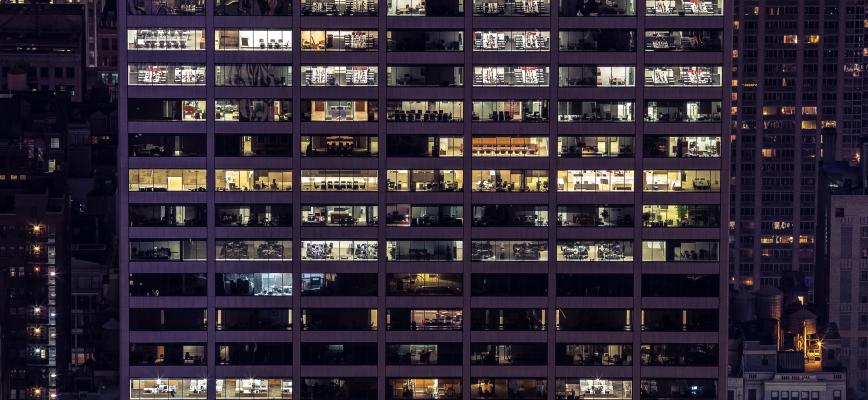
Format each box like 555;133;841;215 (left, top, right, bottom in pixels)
822;157;868;399
0;92;71;400
729;0;866;303
728;340;846;400
0;4;86;101
119;0;731;399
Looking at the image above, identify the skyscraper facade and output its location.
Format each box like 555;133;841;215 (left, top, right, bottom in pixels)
119;0;730;398
730;0;865;302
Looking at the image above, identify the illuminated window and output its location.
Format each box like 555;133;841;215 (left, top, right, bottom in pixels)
215;30;292;51
127;29;206;50
128;169;207;192
300;31;378;51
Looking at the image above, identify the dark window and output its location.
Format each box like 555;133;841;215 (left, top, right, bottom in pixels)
216;309;292;330
217;342;293;365
301;343;378;365
471;309;546;331
641;274;719;297
471;274;548;296
129;308;207;331
387;273;463;296
302;379;377;400
470;343;547;365
129;273;208;296
386;343;463;365
557;274;633;296
302;273;378;296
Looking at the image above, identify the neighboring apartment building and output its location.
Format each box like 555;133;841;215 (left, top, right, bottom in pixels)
0;93;71;400
0;4;86;101
119;0;731;398
729;0;866;303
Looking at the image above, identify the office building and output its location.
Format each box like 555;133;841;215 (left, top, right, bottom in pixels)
118;0;731;398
